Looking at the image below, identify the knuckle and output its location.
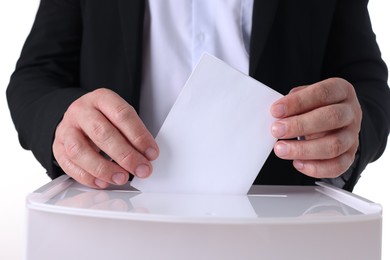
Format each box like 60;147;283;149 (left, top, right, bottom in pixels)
326;106;344;127
294;143;308;159
66;97;85;116
293;118;306;136
115;149;142;171
62;158;87;180
343;80;355;95
316;84;332;103
116;149;136;165
90;121;114;143
112;104;136;123
132;130;151;147
93;161;110;179
65;140;84;160
92;87;110;97
69;164;102;188
73;170;96;187
294;95;306;113
56;155;97;188
61;158;74;172
328;137;344;157
73;168;89;182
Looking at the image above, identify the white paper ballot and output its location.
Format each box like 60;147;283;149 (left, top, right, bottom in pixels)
131;54;283;195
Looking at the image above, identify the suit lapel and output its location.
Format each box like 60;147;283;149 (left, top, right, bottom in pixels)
117;0;145;108
249;0;280;76
117;0;145;55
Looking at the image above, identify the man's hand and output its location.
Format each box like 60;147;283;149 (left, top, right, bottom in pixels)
53;88;159;189
270;78;362;179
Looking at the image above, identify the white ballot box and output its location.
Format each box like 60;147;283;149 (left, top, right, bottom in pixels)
26;175;382;260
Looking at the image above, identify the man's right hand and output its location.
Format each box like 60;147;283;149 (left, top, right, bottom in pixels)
52;88;159;189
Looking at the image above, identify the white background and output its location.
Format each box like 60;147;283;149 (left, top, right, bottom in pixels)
0;1;389;259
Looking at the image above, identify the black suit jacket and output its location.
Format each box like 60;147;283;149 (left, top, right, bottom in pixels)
7;0;390;191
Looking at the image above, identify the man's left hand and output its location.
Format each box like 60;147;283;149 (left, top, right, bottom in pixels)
270;78;362;178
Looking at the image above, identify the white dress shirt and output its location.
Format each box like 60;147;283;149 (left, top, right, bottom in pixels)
140;0;254;136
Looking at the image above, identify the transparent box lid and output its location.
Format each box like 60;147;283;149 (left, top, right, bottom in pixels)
27;175;382;224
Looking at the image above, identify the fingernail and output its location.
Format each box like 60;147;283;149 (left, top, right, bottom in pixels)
271;104;286;118
135;164;150;178
275;142;289;157
112;173;128;185
94;178;108;189
271;121;287;138
145;147;158;160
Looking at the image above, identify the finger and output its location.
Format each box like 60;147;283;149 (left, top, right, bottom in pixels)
271;103;354;139
60;89;155;179
56;126;130;186
53;137;109;189
76;108;153;178
92;89;159;160
292;146;358;179
271;78;351;118
274;128;357;160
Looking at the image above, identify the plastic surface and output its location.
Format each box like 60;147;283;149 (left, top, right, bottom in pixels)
25;175;382;260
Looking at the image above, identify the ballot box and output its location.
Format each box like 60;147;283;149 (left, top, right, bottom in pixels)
26;175;382;260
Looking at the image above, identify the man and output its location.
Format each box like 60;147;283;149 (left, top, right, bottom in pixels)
7;0;390;191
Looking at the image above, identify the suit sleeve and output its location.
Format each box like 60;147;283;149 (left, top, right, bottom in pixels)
323;0;390;190
6;0;86;179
